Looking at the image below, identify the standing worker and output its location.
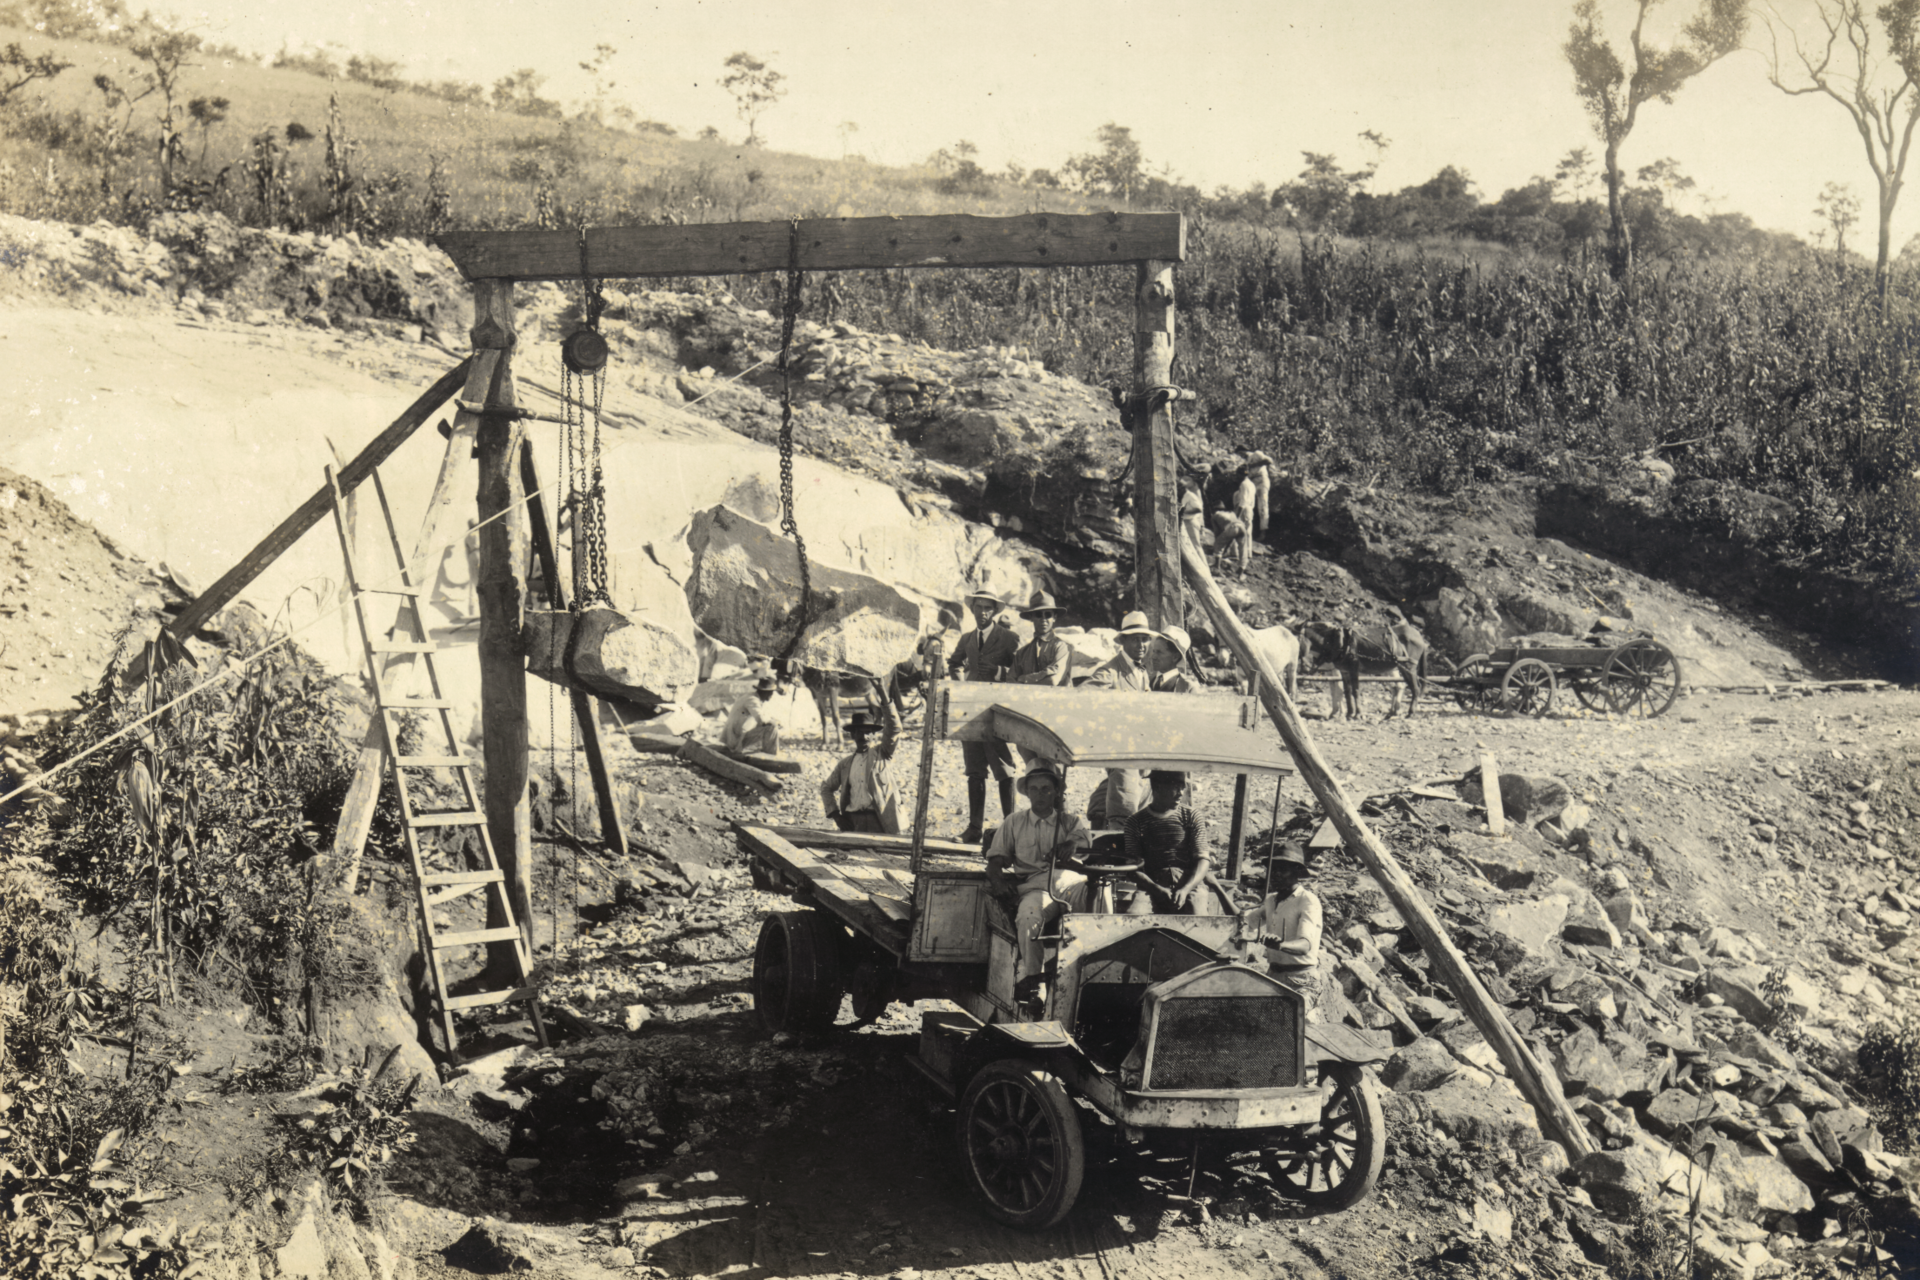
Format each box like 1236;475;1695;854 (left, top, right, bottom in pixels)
1083;610;1156;827
1244;450;1275;537
1210;508;1250;578
949;587;1021;843
1179;485;1205;554
1010;591;1072;686
819;695;902;833
1232;468;1257;570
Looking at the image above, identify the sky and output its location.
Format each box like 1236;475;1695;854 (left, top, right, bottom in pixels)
162;0;1917;250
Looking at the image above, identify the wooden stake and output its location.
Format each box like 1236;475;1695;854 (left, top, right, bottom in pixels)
471;279;535;973
1179;528;1596;1165
908;636;945;877
1132;260;1180;629
1481;754;1507;838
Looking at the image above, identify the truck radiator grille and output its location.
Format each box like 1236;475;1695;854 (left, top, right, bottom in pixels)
1146;995;1298;1091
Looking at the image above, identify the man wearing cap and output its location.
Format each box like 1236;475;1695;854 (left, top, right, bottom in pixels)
1123;770;1218;915
985;757;1092;1003
819;691;902;834
721;675;782;756
1010;591;1072;686
1148;625;1198;694
947;588;1021;843
1245;841;1322;1005
1083;610;1156;826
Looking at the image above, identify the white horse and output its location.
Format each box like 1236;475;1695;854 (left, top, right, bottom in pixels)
1239;623;1299;703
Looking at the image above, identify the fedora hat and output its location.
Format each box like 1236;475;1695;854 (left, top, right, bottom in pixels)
754;675;777;693
1116;610;1156;638
1016;756;1064;793
964;586;1003;604
1158;625;1192;658
845;709;881;736
1268;840;1310;870
1020;590;1063;617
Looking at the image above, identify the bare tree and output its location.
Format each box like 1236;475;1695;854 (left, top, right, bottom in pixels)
1764;0;1920;303
1815;178;1864;255
1564;0;1750;277
721;51;784;147
127;18;199;199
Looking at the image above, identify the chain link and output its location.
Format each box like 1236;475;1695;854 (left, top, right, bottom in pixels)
564;227;613;611
776;217;811;662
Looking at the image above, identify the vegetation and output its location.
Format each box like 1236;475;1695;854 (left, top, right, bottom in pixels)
283;1046;420;1220
1859;1014;1920;1149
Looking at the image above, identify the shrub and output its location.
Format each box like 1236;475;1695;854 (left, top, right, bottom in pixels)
1858;1015;1920;1150
283;1045;420;1219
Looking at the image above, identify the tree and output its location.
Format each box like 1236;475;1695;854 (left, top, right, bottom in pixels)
1635;155;1697;208
1064;122;1146;204
127;18;199;198
1763;0;1920;303
492;67;560;118
0;42;72;106
1552;146;1601;200
721;51;784;146
838;119;858;159
578;42;616;126
1272;150;1374;231
186;93;227;165
1564;0;1749;277
1815;178;1863;255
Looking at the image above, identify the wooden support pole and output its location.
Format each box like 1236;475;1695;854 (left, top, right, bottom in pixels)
1179;528;1596;1165
1225;773;1249;881
678;737;783;792
471;279;535;973
520;438;628;857
908;636;945;877
1132;259;1180;629
139;358;470;672
1481;754;1507;838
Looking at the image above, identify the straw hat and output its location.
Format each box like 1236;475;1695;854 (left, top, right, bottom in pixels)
1159;625;1192;658
1016;757;1064;794
1116;610;1156;638
965;586;1004;605
1020;590;1063;618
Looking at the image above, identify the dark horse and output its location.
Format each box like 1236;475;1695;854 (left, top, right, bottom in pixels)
1298;620;1432;719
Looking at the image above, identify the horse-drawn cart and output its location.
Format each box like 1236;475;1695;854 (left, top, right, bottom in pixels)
1442;634;1683;718
736;683;1390;1228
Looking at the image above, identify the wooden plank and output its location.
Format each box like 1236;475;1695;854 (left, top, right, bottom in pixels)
520;438;629;857
1133;258;1181;628
679;738;783;792
139;357;470;666
434;925;524;948
764;826;979;861
442;984;541;1011
436;212;1186;282
908;636;944;876
737;825;902;950
408;811;487;827
1180;527;1597;1165
1481;754;1507;838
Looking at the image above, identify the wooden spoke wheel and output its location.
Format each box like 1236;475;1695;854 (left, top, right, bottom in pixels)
1418;653;1456;703
1500;658;1556;718
1602;639;1683;719
957;1059;1086;1229
1262;1063;1385;1212
752;910;846;1037
1569;675;1612;713
1452;654;1497;713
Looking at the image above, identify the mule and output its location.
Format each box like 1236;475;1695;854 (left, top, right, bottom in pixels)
1298;620;1431;719
1239;622;1300;703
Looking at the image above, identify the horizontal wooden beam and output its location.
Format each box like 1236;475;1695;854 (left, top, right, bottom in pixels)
435;212;1186;281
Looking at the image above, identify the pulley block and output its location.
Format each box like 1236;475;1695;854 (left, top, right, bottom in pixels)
561;328;609;375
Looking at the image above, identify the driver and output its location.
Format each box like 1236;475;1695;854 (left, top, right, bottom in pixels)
1122;770;1217;915
984;758;1091;1004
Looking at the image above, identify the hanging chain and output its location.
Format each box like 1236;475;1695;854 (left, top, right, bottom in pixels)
775;217;811;662
565;228;612;611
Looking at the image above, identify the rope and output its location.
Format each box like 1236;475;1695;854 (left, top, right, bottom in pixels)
774;218;812;663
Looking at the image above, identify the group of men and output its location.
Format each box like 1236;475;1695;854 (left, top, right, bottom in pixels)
1182;450;1278;578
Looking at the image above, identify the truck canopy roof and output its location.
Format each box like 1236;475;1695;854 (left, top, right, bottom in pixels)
942;685;1294;777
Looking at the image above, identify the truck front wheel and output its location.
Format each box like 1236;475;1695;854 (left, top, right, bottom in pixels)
752;911;845;1037
957;1058;1086;1230
1263;1061;1384;1211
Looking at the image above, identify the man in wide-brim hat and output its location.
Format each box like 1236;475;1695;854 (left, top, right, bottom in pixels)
1082;610;1158;826
946;587;1021;842
721;674;782;756
1245;840;1322;1006
984;756;1092;1004
1010;590;1071;687
819;697;902;834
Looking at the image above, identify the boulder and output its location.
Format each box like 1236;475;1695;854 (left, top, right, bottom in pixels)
1415;1074;1541;1149
1809;1108;1880;1163
1563;900;1623;949
1054;626;1117;679
1604;892;1654;945
1487;894;1571;957
1642;1088;1724;1140
685;505;931;677
1555;1026;1628;1101
1711;1148;1814;1218
1382;1036;1456;1092
1704;969;1771;1027
1458;838;1539;890
524;604;700;707
1568;1149;1652;1217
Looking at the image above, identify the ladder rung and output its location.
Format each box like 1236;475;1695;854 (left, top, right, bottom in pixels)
421;869;504;888
370;641;439;654
381;697;455;710
394;754;468;768
441;985;540;1012
409;811;487;828
433;925;524;948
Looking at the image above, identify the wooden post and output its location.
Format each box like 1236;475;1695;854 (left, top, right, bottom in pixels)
1132;259;1180;630
471;279;535;973
1225;774;1249;881
908;636;944;877
1481;754;1507;838
1179;528;1596;1165
521;438;629;857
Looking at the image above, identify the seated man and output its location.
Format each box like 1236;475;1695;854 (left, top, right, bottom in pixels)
985;758;1092;1003
1122;770;1217;915
1245;841;1322;1009
1148;625;1198;694
818;696;900;833
721;676;781;755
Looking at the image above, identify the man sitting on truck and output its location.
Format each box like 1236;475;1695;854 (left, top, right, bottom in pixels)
984;758;1092;1003
1122;770;1218;915
1246;841;1322;1007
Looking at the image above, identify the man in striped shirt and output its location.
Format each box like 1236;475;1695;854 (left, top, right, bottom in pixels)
1122;770;1217;915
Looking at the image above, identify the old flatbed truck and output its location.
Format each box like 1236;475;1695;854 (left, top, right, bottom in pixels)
734;682;1388;1229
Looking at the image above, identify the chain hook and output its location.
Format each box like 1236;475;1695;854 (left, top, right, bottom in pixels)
775;218;812;663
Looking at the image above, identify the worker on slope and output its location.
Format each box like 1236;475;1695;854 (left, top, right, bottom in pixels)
1083;610;1156;828
1231;468;1258;571
721;675;782;756
1244;449;1275;537
984;757;1091;1007
819;696;902;834
948;588;1020;843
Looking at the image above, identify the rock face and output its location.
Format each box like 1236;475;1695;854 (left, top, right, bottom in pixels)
523;605;700;707
1487;894;1571;957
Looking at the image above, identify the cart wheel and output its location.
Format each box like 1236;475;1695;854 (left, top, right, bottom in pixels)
957;1058;1086;1229
1418;653;1456;705
1453;654;1495;713
1569;676;1611;713
1500;658;1556;718
1603;639;1683;718
1263;1062;1384;1211
752;911;846;1037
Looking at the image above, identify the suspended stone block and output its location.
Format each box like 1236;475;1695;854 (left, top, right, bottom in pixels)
523;605;699;708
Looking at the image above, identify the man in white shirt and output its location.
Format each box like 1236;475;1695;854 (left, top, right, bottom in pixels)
985;758;1092;1004
818;699;900;833
721;676;781;756
1084;611;1156;828
1246;841;1322;1007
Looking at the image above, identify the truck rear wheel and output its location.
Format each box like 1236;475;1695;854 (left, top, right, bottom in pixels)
957;1058;1086;1230
1263;1062;1384;1211
752;911;845;1037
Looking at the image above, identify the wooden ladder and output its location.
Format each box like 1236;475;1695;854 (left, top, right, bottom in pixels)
326;463;547;1061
